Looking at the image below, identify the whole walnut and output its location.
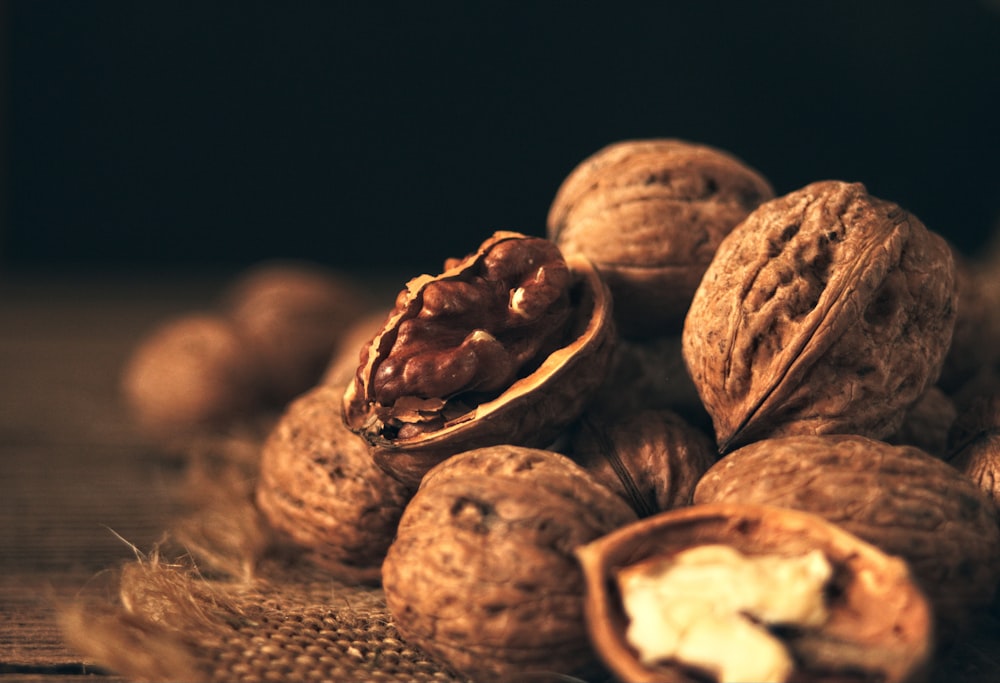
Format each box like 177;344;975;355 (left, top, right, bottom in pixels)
381;445;637;683
566;409;717;517
222;260;372;404
255;384;413;584
693;433;1000;634
683;180;958;452
343;231;616;487
121;313;263;441
547;138;774;338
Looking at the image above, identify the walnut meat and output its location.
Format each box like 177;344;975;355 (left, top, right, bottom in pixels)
343;231;616;486
683;180;958;452
547;139;774;338
693;434;1000;634
575;503;933;683
566;409;717;517
381;445;637;683
255;384;414;584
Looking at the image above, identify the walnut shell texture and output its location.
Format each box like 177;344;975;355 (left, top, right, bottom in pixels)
683;180;958;452
567;409;717;517
575;502;933;683
948;394;1000;510
586;334;711;432
693;434;1000;634
888;386;957;459
547;138;774;338
343;231;616;487
381;445;637;683
255;384;414;584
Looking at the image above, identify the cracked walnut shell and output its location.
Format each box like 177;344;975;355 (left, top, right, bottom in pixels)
547;138;774;338
683;180;958;452
342;231;616;486
381;445;637;683
693;433;1000;635
575;503;933;683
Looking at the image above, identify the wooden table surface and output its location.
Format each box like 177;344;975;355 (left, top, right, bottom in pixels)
3;270;1000;682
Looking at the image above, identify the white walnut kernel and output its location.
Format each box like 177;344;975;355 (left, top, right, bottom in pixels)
617;544;832;683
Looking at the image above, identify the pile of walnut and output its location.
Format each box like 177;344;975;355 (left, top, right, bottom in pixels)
123;139;1000;683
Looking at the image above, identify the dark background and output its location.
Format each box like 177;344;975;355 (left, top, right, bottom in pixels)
3;0;1000;276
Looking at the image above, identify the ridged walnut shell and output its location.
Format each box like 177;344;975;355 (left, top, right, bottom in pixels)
693;434;1000;634
575;503;933;683
342;231;616;487
547;139;774;338
682;180;957;452
381;445;637;683
255;384;414;584
567;409;717;518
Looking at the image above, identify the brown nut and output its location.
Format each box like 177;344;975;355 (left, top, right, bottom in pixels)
381;445;637;683
566;409;717;518
547;139;774;338
683;180;958;452
887;386;957;459
586;334;712;433
947;393;1000;511
120;313;263;440
222;260;372;404
693;434;1000;634
255;384;413;585
575;502;933;683
938;249;1000;393
342;230;616;487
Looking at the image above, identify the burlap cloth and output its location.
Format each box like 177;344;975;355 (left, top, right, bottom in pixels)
59;423;469;683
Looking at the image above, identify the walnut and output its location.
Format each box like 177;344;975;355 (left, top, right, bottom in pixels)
693;434;1000;634
938;249;1000;393
565;409;717;517
319;307;394;390
586;334;712;433
221;260;372;403
255;384;413;585
381;445;637;683
547;139;774;338
947;393;1000;510
120;313;263;440
343;231;616;486
683;180;958;453
887;385;957;459
576;503;933;683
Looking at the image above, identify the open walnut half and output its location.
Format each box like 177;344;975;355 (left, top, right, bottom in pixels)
342;231;615;486
575;503;932;683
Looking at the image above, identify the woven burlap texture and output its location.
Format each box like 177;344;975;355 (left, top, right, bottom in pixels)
60;428;467;683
